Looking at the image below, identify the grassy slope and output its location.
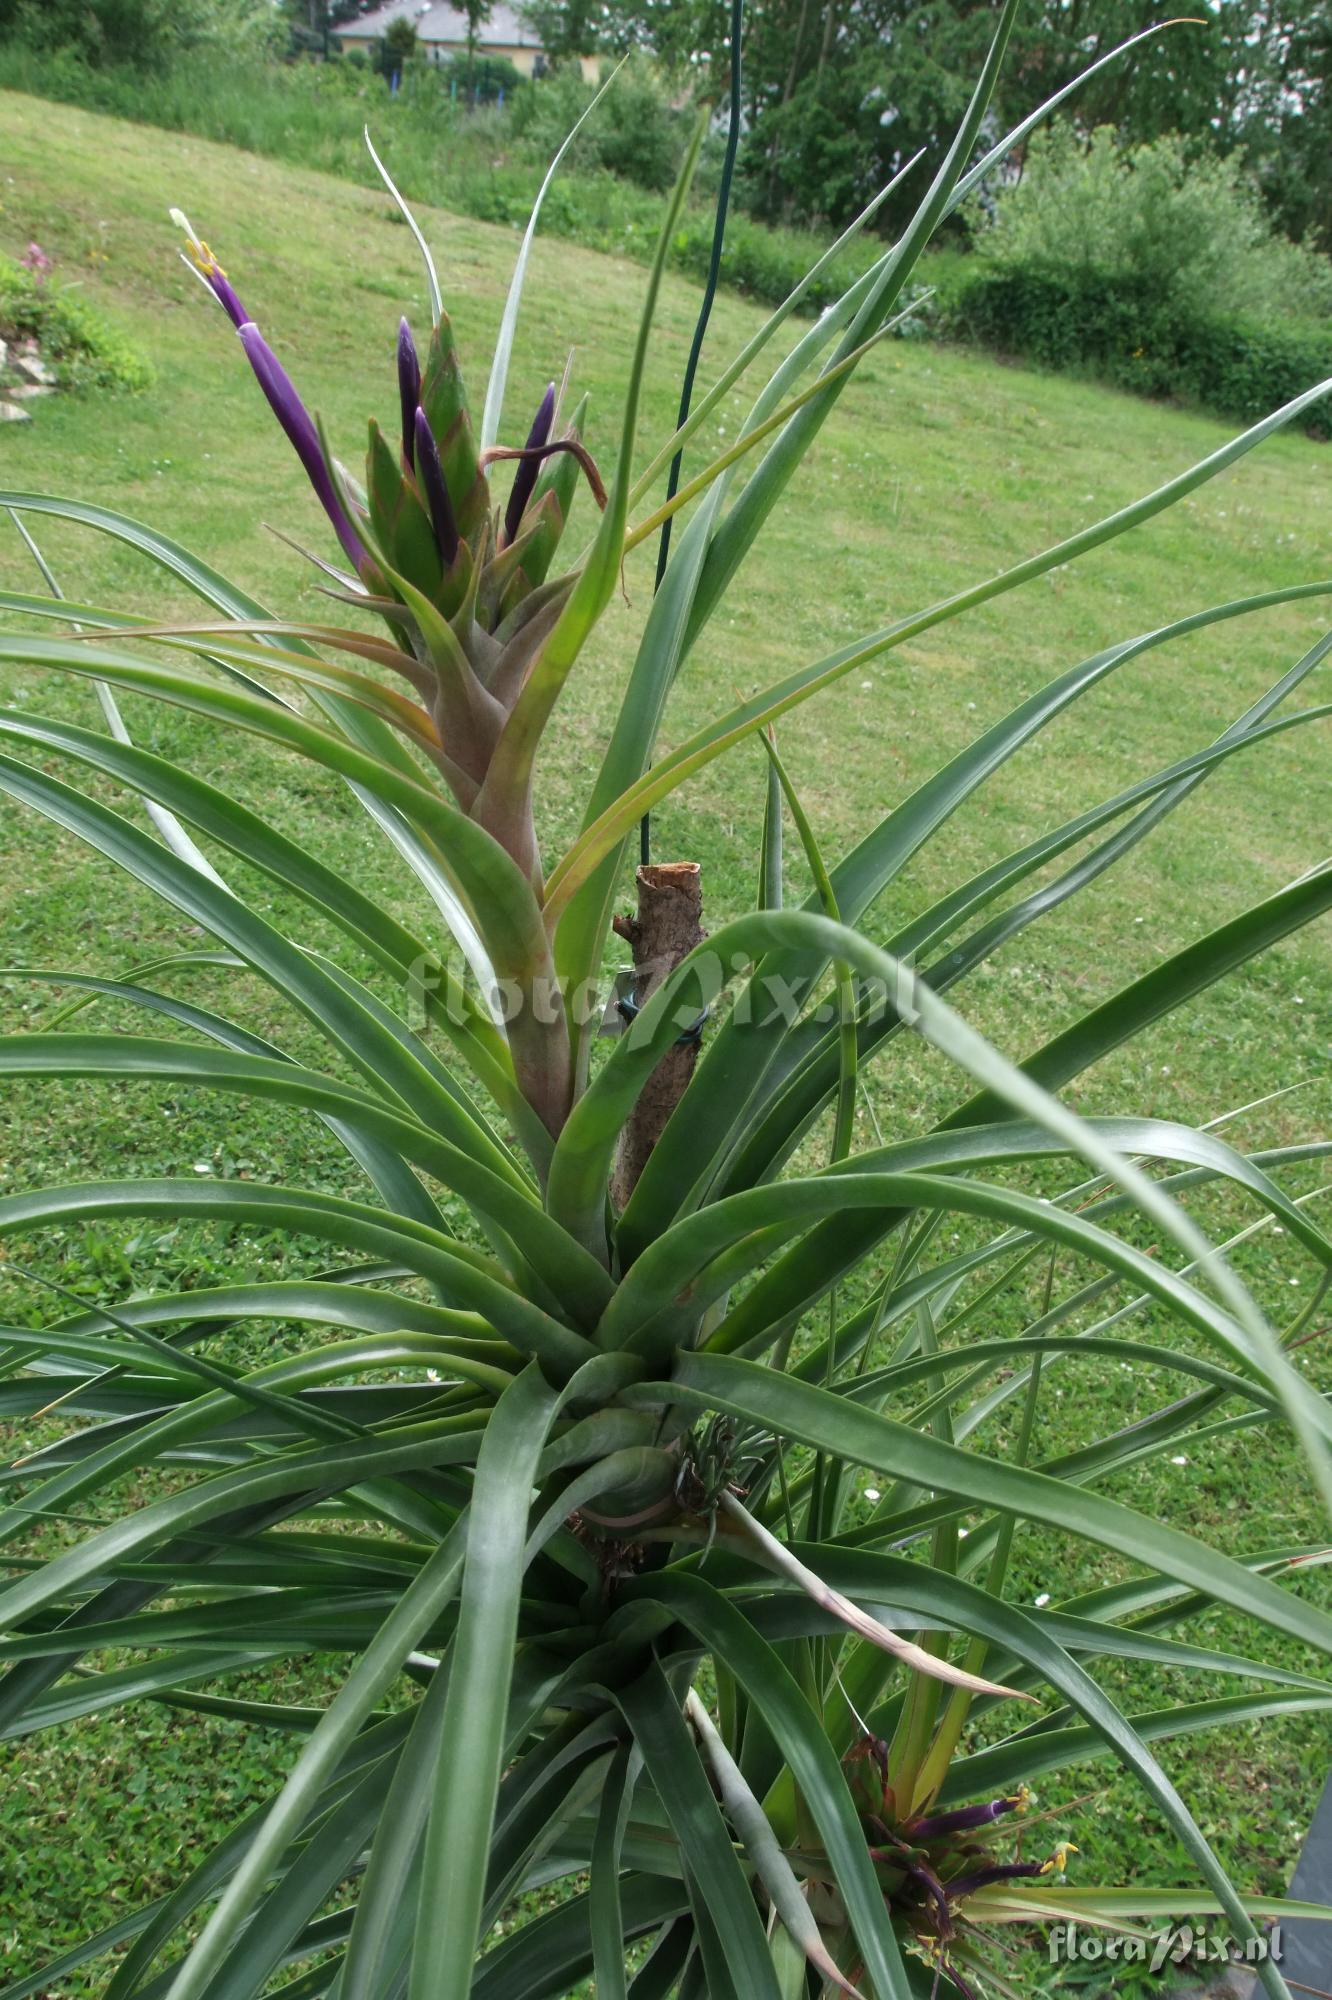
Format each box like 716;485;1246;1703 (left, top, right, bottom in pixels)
0;90;1328;1988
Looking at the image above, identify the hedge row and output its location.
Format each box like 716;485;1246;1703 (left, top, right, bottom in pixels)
949;261;1332;440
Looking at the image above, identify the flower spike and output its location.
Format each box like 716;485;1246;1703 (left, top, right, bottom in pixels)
502;381;556;546
236;323;367;571
414;406;460;567
397;317;421;465
910;1792;1027;1842
948;1840;1079;1901
170;208;248;331
172;211;366;570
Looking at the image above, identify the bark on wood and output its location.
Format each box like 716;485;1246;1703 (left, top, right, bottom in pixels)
610;862;705;1214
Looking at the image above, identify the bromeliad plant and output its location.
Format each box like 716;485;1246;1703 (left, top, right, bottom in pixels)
2;7;1332;1996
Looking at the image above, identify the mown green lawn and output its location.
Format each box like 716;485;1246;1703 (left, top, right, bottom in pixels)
0;90;1328;1995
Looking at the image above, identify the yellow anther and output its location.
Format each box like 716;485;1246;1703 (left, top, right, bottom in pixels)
169;207;223;278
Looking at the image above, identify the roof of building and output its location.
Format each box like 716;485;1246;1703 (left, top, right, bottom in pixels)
333;2;543;47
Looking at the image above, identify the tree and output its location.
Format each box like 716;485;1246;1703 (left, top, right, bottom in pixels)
378;11;420;78
1231;0;1332;246
519;0;602;60
0;0;282;66
534;0;1331;249
462;0;494;89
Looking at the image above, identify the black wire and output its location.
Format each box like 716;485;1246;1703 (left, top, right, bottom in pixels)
639;0;744;871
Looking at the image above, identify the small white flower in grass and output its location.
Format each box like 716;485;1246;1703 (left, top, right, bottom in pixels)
193;1161;210;1174
1171;1454;1189;1465
860;680;873;690
864;1487;881;1503
1034;1592;1051;1608
1294;995;1305;1005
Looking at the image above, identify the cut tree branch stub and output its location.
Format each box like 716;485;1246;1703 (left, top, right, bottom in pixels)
610;861;705;1212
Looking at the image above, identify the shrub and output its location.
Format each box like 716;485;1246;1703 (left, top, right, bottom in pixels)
0;35;906;321
510;55;690;192
975;123;1332;324
0;0;281;69
437;51;524;103
0;249;152;391
950;261;1332;438
953;124;1332;433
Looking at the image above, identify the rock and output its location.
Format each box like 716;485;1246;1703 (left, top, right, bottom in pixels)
5;382;52;400
12;349;54;387
0;401;32;422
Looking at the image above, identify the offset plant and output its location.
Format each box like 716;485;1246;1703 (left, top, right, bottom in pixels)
2;7;1332;1996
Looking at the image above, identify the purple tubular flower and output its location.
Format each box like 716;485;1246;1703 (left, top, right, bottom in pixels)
237;322;367;571
945;1858;1047;1899
414;405;460;566
204;262;249;332
910;1795;1024;1842
172;214;250;330
502;381;556;546
397;316;421;464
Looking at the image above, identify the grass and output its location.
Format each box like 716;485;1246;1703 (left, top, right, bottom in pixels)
0;42;907;321
0;87;1329;1994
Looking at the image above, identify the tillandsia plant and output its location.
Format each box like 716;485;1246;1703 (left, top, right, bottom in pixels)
2;5;1332;1996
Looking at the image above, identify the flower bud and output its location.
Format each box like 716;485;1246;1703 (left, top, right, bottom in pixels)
414;405;460;566
503;381;556;546
398;316;421;464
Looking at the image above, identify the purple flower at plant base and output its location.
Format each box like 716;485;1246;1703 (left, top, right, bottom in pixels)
237;322;367;571
502;381;556;546
909;1792;1026;1842
414;405;460;566
397;316;421;464
947;1841;1078;1903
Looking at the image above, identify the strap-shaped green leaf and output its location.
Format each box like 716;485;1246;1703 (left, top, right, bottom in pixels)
409;1364;559;2000
940;1689;1332;1802
618;1658;786;2000
721;699;1332;1200
946;862;1332;1129
616;580;1332;1250
0;1329;502;1567
663;1579;910;1998
664;1353;1332;1663
737;1543;1303;1997
141;1516;470;2000
480;60;626;453
471;1875;689;2000
0;1036;611;1327
0;1179;592;1375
